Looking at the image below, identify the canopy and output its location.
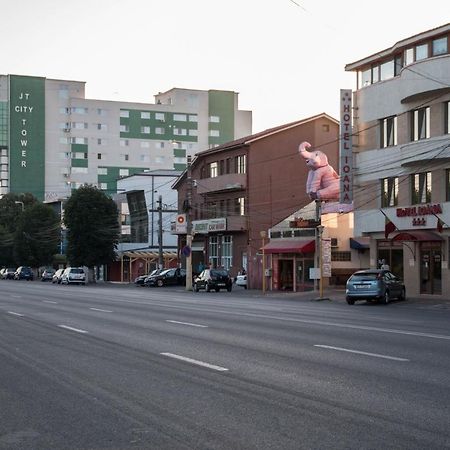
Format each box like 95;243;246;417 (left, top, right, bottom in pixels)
261;239;315;254
391;231;443;241
350;237;370;250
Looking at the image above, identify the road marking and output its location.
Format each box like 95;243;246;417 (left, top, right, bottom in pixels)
160;353;229;371
89;308;113;313
8;311;24;317
166;320;208;328
58;325;88;334
43;300;58;304
11;295;22;299
314;345;409;362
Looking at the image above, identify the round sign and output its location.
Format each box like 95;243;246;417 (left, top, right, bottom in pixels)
177;215;185;224
181;245;191;257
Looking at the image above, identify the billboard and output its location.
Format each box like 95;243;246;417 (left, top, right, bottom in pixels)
339;89;353;204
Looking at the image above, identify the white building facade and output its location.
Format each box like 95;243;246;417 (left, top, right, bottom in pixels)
345;23;450;297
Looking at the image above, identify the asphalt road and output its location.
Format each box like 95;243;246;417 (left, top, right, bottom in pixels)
1;281;449;450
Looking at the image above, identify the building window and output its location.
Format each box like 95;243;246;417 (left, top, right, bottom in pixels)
222;236;232;270
97;153;102;160
189;115;198;122
432;37;448;56
209;129;220;137
120;125;129;133
120;110;130;118
100;183;107;190
445;101;450;134
140;154;150;162
173;114;187;122
97;108;107;116
119;169;129;177
155;156;165;163
70;137;88;145
71;107;88;114
412;107;430;141
331;251;351;262
446;169;450;201
97;123;107;131
124;154;129;161
71;167;88;174
360;68;371;87
411;172;432;204
120;139;129;147
209;116;220;123
209;162;218;178
235;197;245;215
98;168;107;175
155;142;165;149
155;112;165;121
371;64;380;83
155;127;165;134
72;122;88;129
141;112;151;119
236;155;246;174
209;236;219;268
415;43;428;61
380;116;397;147
381;177;398;207
173;128;187;136
97;138;107;145
380;59;395;81
141;126;150;134
140;141;150;148
189;129;198;136
405;48;414;65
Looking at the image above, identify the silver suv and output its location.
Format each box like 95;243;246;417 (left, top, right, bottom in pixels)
61;267;86;285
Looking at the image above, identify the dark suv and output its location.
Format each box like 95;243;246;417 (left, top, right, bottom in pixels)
194;269;233;292
14;266;34;281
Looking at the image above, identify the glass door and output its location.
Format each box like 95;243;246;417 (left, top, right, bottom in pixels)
420;248;442;295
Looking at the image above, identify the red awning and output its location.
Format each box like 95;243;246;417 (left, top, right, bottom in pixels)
391;231;443;241
261;239;315;254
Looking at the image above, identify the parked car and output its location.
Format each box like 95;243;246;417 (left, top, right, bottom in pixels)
235;274;247;289
346;269;405;305
41;268;56;282
194;269;233;292
14;266;34;281
1;268;16;279
52;268;65;284
61;267;86;285
135;269;161;286
145;268;186;287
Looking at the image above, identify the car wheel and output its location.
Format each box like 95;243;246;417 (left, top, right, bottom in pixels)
381;291;390;305
193;283;199;292
206;283;211;292
346;298;355;305
157;279;164;287
399;288;406;301
215;287;220;292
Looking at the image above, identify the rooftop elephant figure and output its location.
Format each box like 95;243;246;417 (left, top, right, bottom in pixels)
298;141;340;200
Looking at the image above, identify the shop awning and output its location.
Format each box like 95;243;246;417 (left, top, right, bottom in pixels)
350;237;370;250
261;239;315;254
391;231;443;241
191;242;205;252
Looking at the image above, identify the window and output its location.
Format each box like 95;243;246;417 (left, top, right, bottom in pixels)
71;107;88;114
140;141;150;148
381;177;398;207
98;168;107;175
173;114;187;122
394;55;403;76
189;129;198;136
97;138;107;145
235;197;245;215
380;116;397;147
222;236;232;270
405;48;414;65
97;108;107;116
155;112;165;121
100;183;107;190
446;169;450;201
97;123;107;131
73;152;86;159
208;236;219;268
411;172;431;204
415;43;428;61
380;59;395;81
237;155;246;174
155;156;165;163
59;107;70;115
120;139;129;147
173;128;187;136
209;129;220;137
119;169;129;177
432;37;447;56
446;101;450;134
124;154;129;161
141;126;150;134
155;127;165;134
412;107;430;141
59;137;70;144
120;110;130;118
209;116;220;123
209;162;218;178
188;115;198;122
141;112;151;119
97;153;102;160
70;137;88;145
155;142;165;149
72;122;88;129
71;167;88;174
140;154;150;162
120;125;129;133
371;64;379;83
360;68;371;87
331;252;351;262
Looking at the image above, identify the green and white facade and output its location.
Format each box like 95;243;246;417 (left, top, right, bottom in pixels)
0;75;252;201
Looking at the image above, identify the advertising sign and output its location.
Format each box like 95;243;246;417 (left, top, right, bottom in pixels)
9;75;46;200
339;89;353;204
321;238;332;278
176;214;187;233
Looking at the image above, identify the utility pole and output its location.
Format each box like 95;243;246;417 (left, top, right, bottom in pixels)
185;155;193;291
157;195;163;269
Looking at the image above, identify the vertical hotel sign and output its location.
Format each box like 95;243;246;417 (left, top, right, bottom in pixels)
9;75;45;200
339;89;352;203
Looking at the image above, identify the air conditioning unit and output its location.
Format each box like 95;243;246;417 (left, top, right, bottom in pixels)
330;238;339;247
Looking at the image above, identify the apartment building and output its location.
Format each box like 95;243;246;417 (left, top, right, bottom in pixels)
0;75;251;202
345;23;450;297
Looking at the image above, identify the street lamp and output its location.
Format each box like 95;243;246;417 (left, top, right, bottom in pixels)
260;230;267;294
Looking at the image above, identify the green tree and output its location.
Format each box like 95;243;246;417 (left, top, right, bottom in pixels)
63;185;119;268
13;203;60;267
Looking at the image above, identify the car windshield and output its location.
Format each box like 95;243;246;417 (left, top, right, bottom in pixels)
70;268;84;274
211;270;228;276
159;269;171;275
351;273;379;280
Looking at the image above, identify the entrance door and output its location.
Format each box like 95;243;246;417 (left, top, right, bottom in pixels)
295;259;315;291
420;248;442;295
279;260;293;291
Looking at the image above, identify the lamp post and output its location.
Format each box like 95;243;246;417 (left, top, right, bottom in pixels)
260;230;267;294
185;155;193;291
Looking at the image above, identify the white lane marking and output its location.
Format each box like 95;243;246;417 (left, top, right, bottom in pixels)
161;353;229;371
166;320;208;328
58;325;88;334
8;311;24;317
89;308;113;313
43;300;58;304
314;345;409;362
11;295;22;299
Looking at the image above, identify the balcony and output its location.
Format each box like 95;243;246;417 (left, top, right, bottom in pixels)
196;173;246;195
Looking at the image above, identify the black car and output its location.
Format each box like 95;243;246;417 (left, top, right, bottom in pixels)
145;268;186;287
135;269;161;286
346;269;406;305
14;266;34;281
1;268;16;280
194;269;233;292
41;268;56;282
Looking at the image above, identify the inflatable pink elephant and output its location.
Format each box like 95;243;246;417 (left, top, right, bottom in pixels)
298;141;340;200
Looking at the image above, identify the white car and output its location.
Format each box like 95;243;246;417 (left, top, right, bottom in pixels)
61;267;86;285
235;274;247;289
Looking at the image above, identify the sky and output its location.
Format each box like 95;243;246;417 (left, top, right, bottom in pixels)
2;0;448;132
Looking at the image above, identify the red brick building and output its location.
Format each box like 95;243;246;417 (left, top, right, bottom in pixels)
173;114;339;289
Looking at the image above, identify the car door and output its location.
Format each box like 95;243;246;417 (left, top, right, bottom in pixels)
384;271;400;297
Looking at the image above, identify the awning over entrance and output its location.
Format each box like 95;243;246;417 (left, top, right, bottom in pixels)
261;239;315;254
391;231;443;242
350;237;370;250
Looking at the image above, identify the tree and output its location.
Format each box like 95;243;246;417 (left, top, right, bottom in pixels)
63;185;119;268
13;203;60;267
